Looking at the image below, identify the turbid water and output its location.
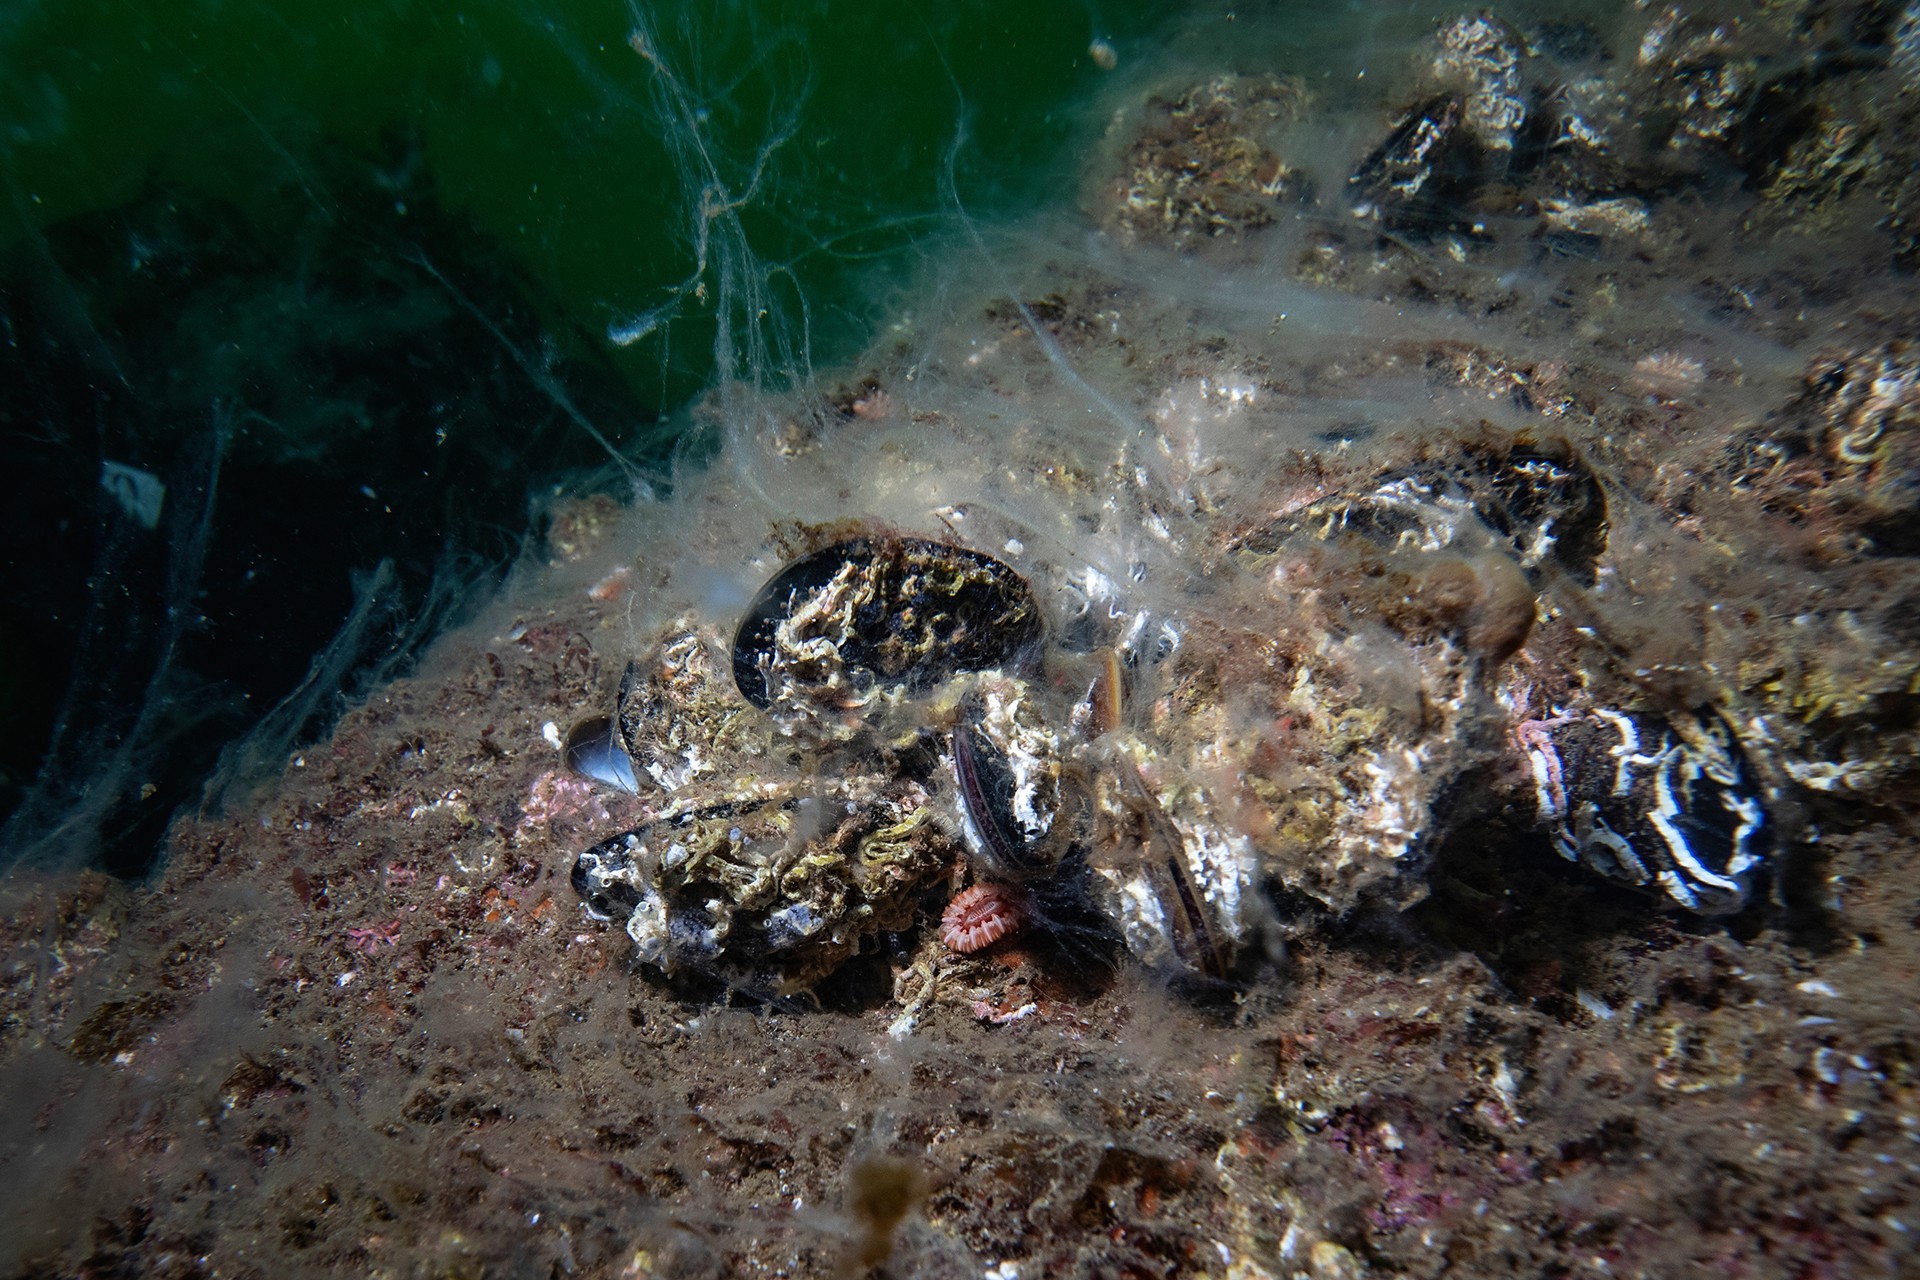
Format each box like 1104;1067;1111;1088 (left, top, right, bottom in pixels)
2;2;1918;1277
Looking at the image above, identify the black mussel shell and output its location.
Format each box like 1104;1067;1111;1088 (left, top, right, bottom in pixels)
1234;471;1477;556
1099;763;1238;980
1471;448;1608;583
1547;708;1770;913
732;537;1041;708
1348;92;1479;229
1232;471;1538;656
573;830;647;920
951;696;1071;879
1235;444;1607;585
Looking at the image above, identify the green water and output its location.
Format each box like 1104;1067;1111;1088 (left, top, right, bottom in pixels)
2;0;1199;411
0;0;1211;868
0;0;1516;869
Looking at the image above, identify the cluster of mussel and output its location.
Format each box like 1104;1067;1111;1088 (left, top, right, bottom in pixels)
566;537;1102;994
1229;438;1774;918
565;527;1261;994
566;444;1777;993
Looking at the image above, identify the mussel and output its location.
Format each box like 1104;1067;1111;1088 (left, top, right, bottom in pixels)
949;677;1072;880
1534;707;1770;913
1241;445;1607;582
564;714;639;793
1086;756;1245;980
571;788;952;992
1471;449;1608;583
731;537;1042;719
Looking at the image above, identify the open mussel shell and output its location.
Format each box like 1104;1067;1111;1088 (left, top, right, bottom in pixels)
565;714;640;793
731;536;1042;708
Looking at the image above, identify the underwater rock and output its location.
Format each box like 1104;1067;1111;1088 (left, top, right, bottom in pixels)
18;8;1920;1277
547;2;1920;995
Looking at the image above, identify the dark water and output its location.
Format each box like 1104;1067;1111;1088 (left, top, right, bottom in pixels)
0;0;1207;872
